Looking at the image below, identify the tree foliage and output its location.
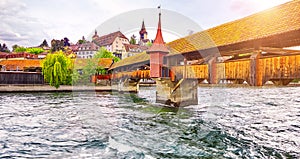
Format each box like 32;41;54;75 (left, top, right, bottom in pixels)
13;46;44;54
63;37;70;46
50;38;71;52
129;34;136;44
39;39;49;47
26;47;44;54
51;39;64;52
78;36;86;44
146;41;152;47
0;43;10;52
42;51;74;88
94;47;120;62
12;44;20;52
77;47;115;84
96;66;107;75
79;58;98;84
14;46;27;52
78;39;85;44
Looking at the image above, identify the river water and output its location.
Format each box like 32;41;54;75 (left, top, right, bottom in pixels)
0;86;299;158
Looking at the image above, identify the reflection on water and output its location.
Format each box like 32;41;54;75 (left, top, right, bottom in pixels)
0;86;299;158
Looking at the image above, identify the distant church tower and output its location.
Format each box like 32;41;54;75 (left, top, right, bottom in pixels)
92;30;99;41
139;20;149;45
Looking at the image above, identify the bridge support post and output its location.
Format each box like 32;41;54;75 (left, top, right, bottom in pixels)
208;57;218;84
155;78;198;107
114;79;140;93
249;51;263;86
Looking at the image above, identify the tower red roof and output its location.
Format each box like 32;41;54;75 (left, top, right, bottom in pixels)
153;13;165;45
147;13;169;53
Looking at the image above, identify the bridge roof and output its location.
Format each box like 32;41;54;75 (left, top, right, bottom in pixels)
110;51;149;70
167;0;300;55
111;0;300;69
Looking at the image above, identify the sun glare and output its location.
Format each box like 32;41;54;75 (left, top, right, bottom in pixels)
253;0;292;10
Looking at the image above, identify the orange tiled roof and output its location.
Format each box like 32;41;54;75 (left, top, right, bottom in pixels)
99;58;114;68
0;59;41;71
167;0;300;54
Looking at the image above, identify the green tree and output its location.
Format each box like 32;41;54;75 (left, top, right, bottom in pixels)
65;57;78;85
42;51;73;88
26;47;44;55
129;34;136;44
77;47;115;84
14;46;27;52
39;39;49;47
78;36;86;44
146;41;152;47
12;44;19;52
94;47;120;62
79;58;98;84
96;66;107;75
78;39;85;44
51;39;65;52
0;43;10;52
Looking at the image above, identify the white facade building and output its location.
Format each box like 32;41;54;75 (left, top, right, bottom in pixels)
76;42;99;59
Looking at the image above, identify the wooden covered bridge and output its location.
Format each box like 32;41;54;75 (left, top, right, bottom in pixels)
109;0;300;106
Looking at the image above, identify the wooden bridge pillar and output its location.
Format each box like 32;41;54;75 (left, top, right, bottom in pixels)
113;78;140;93
208;57;218;84
249;51;263;86
155;78;198;107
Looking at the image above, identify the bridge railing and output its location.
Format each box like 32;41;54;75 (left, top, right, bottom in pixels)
110;53;300;85
222;60;250;82
111;70;150;80
220;54;300;84
259;54;300;82
170;65;208;80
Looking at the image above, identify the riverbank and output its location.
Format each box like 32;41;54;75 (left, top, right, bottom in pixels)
0;85;117;93
0;82;299;93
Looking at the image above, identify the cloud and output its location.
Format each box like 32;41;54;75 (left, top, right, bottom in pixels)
229;0;257;15
0;32;26;42
0;0;26;15
0;0;291;49
229;0;291;15
0;0;49;48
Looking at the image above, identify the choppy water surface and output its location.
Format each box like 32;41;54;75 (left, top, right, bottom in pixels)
0;86;299;158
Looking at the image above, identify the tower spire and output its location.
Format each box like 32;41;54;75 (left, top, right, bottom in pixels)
153;11;165;44
141;19;145;30
147;9;169;53
139;19;148;43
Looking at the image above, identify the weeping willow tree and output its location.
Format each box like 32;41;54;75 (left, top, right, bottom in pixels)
42;51;74;88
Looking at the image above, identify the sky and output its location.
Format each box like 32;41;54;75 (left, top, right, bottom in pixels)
0;0;291;49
